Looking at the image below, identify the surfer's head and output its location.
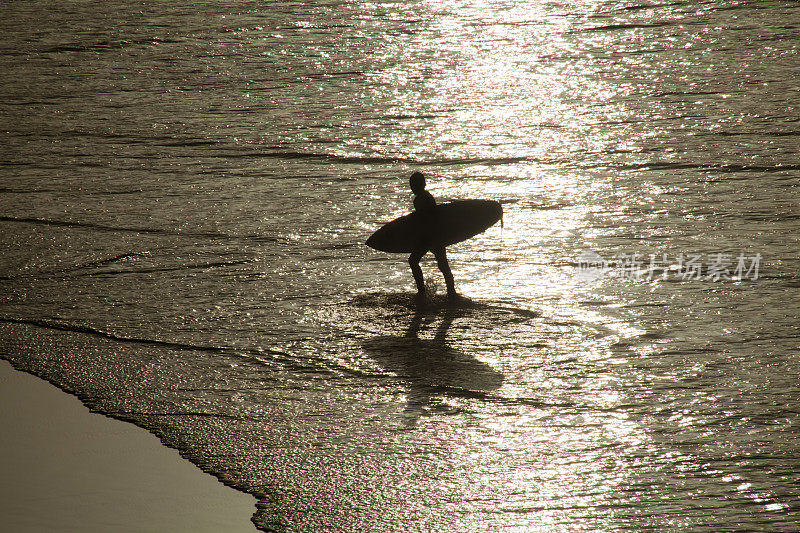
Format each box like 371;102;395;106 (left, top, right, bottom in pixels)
409;171;426;193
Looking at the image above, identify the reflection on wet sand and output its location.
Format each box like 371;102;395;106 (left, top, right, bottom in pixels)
362;297;504;427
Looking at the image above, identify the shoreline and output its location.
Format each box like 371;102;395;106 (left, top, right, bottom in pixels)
0;359;257;533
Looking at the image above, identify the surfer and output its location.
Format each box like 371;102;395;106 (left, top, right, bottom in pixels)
408;171;456;298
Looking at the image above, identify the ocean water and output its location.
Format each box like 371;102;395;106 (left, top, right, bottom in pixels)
1;0;799;531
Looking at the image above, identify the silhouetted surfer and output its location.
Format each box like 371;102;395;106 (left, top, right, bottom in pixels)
408;171;456;298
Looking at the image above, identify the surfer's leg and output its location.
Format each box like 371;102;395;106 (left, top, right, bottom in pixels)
433;247;456;296
408;250;426;294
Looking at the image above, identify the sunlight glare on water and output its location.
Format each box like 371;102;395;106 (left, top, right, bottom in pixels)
0;0;798;531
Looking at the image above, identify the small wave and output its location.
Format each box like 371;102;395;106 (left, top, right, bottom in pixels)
0;49;29;57
649;90;730;98
711;1;777;13
3;100;61;106
0;316;386;382
0;316;336;376
718;211;800;222
68;252;148;271
70;259;254;278
252;150;551;167
0;316;246;356
576;22;676;34
254;150;411;164
588;1;688;17
619;2;688;12
5;252;258;280
158;139;219;147
0;216;282;243
0;216;231;238
696;130;800;138
0;187;146;196
39;37;184;55
435;156;541;166
601;162;800;173
474;393;576;410
299;70;366;81
384;113;447;120
0;187;61;194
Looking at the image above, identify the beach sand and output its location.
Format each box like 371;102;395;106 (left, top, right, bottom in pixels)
0;359;257;533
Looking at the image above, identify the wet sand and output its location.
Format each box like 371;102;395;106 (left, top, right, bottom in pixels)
0;360;256;533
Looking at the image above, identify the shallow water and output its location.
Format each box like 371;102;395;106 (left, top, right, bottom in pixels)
1;1;799;531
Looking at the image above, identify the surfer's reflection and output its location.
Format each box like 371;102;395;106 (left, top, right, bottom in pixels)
408;171;456;298
362;298;504;428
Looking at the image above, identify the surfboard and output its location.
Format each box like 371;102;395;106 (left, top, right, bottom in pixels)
365;199;502;253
